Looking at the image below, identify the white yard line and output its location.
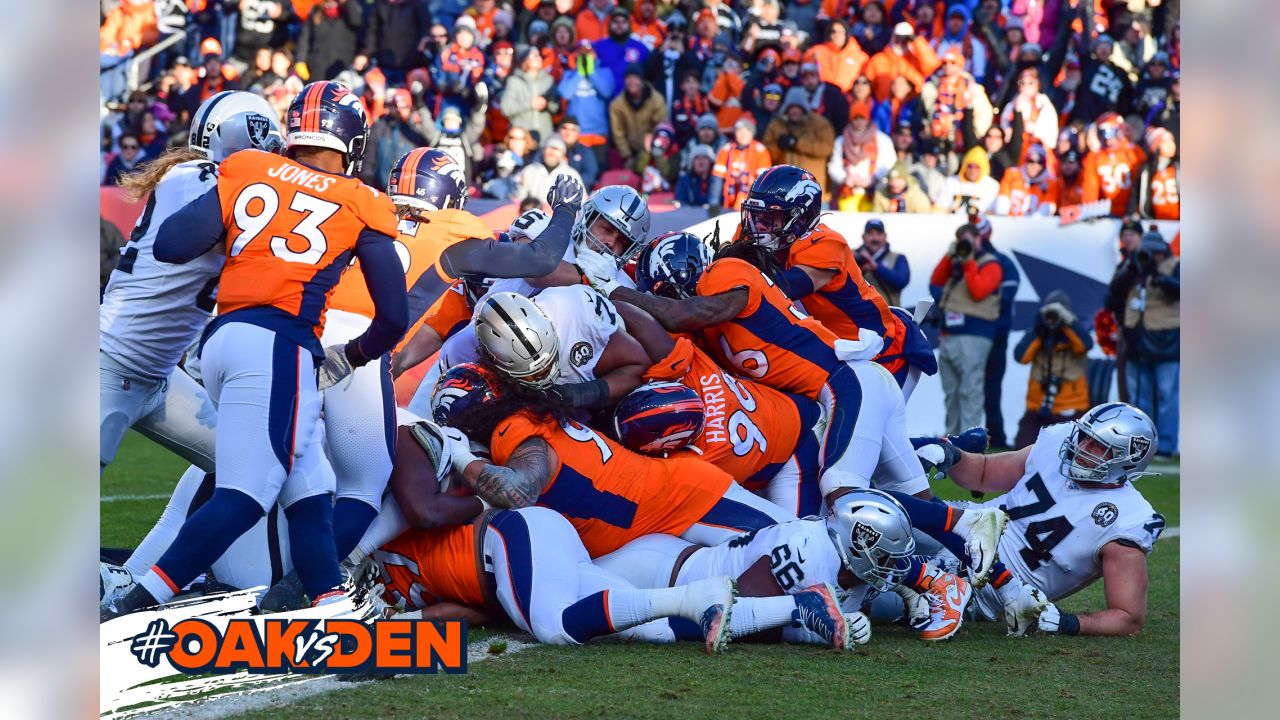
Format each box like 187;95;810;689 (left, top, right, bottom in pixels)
131;632;535;720
1164;526;1180;539
102;493;169;502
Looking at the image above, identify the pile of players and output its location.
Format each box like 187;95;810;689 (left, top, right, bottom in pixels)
100;83;1168;652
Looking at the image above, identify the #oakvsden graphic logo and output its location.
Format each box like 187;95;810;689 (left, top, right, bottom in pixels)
127;617;468;675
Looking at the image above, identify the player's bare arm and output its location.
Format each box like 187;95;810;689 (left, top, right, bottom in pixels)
948;445;1032;494
614;301;677;363
1079;541;1149;636
610;286;749;333
391;323;443;378
462;437;555;509
388;425;484;530
527;260;589;289
405;601;494;626
588;330;650;402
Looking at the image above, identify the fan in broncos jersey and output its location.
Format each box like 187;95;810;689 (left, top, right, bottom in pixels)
597;489;977;644
910;402;1167;636
100;91;285;474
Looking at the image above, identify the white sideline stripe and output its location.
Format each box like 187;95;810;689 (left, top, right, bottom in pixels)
1163;526;1180;539
102;493;169;502
133;632;535;720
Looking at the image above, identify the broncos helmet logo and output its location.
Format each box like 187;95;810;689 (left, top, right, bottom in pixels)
783;179;821;205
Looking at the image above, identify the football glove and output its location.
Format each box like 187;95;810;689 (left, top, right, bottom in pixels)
317;343;355;391
574;248;622;297
846;611;872;645
441;426;480;475
547;173;584;213
915;441;961;477
1037;602;1079;635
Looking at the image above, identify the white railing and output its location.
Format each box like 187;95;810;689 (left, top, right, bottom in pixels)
122;31;186;93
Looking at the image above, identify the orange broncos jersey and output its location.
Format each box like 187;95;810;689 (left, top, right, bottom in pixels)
214;149;398;339
1149;164;1180;219
996;168;1061;217
696;258;845;400
329;209;491;331
1082;145;1148;217
421;280;473;340
713;142;773;210
785;225;908;375
645;336;811;491
489;412;732;557
378;522;486;610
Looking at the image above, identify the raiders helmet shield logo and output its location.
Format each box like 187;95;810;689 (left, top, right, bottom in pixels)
1091;502;1119;528
852;521;882;551
570;341;594;367
246;114;271;148
1129;435;1152;459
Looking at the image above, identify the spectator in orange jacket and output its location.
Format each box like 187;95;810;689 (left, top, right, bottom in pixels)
863;21;941;101
631;0;666;51
712;117;772;210
100;0;159;56
807;20;867;93
707;53;746;133
1082;115;1147;217
994;143;1060;217
576;0;614;44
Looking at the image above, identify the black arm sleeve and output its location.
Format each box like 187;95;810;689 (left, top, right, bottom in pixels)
438;201;573;280
347;229;409;365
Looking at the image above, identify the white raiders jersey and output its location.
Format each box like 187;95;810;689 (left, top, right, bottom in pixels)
410;283;624;417
531;285;621;384
680;518;871;610
977;423;1165;604
100;159;225;379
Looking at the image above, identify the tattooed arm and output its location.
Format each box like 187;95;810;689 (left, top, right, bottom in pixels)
608;286;749;333
459;437;556;509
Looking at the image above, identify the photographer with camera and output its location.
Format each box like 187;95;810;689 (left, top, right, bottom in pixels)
1012;291;1093;448
929;222;1004;435
854;219;909;306
1106;231;1180;456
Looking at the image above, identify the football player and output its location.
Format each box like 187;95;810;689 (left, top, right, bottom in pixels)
737;165;937;397
106;81;410;619
597;489;976;644
391;208;553;379
100;91;284;473
316;148;491;563
575;234;935;511
433;361;794;555
914;403;1167;636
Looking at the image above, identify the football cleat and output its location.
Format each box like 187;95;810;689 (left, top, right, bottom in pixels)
678;576;737;654
918;572;971;641
100;562;136;609
1003;583;1050;637
258;571;308;613
793;583;851;650
953;507;1009;587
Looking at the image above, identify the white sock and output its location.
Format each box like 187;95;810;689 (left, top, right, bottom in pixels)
125;466;207;576
607;588;658;629
995;576;1030;605
782;625;824;645
616;619;676;643
731;596;798;636
137;569;176;604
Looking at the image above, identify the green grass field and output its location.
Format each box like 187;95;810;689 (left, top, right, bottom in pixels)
103;431;1179;719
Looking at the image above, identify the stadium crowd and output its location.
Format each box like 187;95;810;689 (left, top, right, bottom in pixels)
101;0;1178;221
99;0;1179;453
